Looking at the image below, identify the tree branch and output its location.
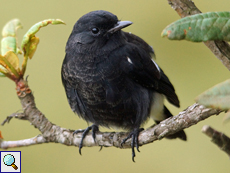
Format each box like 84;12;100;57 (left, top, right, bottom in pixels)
0;135;46;149
0;0;228;153
0;79;222;150
202;125;230;158
167;0;230;70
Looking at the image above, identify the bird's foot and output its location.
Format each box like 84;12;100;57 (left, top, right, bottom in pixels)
73;124;99;155
121;128;144;162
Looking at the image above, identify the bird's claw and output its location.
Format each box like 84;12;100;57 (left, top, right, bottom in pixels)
73;124;99;155
121;128;144;162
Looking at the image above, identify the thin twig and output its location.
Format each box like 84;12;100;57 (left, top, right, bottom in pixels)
202;125;230;158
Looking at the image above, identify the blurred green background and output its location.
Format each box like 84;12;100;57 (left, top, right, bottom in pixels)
0;0;230;172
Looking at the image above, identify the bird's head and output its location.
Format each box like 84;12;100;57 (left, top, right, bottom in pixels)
66;10;132;55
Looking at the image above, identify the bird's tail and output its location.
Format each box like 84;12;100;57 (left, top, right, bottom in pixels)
155;106;187;141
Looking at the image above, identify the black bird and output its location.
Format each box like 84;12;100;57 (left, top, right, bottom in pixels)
61;10;186;161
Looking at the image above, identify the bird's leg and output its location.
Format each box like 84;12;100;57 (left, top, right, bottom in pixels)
121;127;144;162
73;124;99;155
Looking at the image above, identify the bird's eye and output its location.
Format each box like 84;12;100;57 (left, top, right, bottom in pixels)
91;27;100;35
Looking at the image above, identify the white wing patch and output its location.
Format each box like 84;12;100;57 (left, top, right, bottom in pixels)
127;57;133;64
151;59;161;74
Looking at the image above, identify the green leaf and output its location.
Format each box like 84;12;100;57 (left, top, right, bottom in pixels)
161;11;230;42
1;19;22;55
21;19;65;56
196;79;230;110
1;37;17;55
4;51;19;71
20;19;65;76
0;52;20;78
27;36;39;59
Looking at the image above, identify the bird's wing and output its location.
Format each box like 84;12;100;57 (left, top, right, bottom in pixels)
123;31;155;55
120;32;180;107
61;55;92;118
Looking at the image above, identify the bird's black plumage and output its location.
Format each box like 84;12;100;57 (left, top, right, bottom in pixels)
62;10;186;161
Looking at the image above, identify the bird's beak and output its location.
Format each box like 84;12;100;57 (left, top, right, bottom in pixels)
108;21;133;34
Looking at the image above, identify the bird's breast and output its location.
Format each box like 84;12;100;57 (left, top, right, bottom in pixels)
63;52;152;129
66;53;124;103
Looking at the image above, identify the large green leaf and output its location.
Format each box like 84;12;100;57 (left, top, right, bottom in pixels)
196;79;230;110
161;11;230;42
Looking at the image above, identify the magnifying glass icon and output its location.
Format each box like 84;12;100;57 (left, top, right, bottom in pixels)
3;154;18;170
